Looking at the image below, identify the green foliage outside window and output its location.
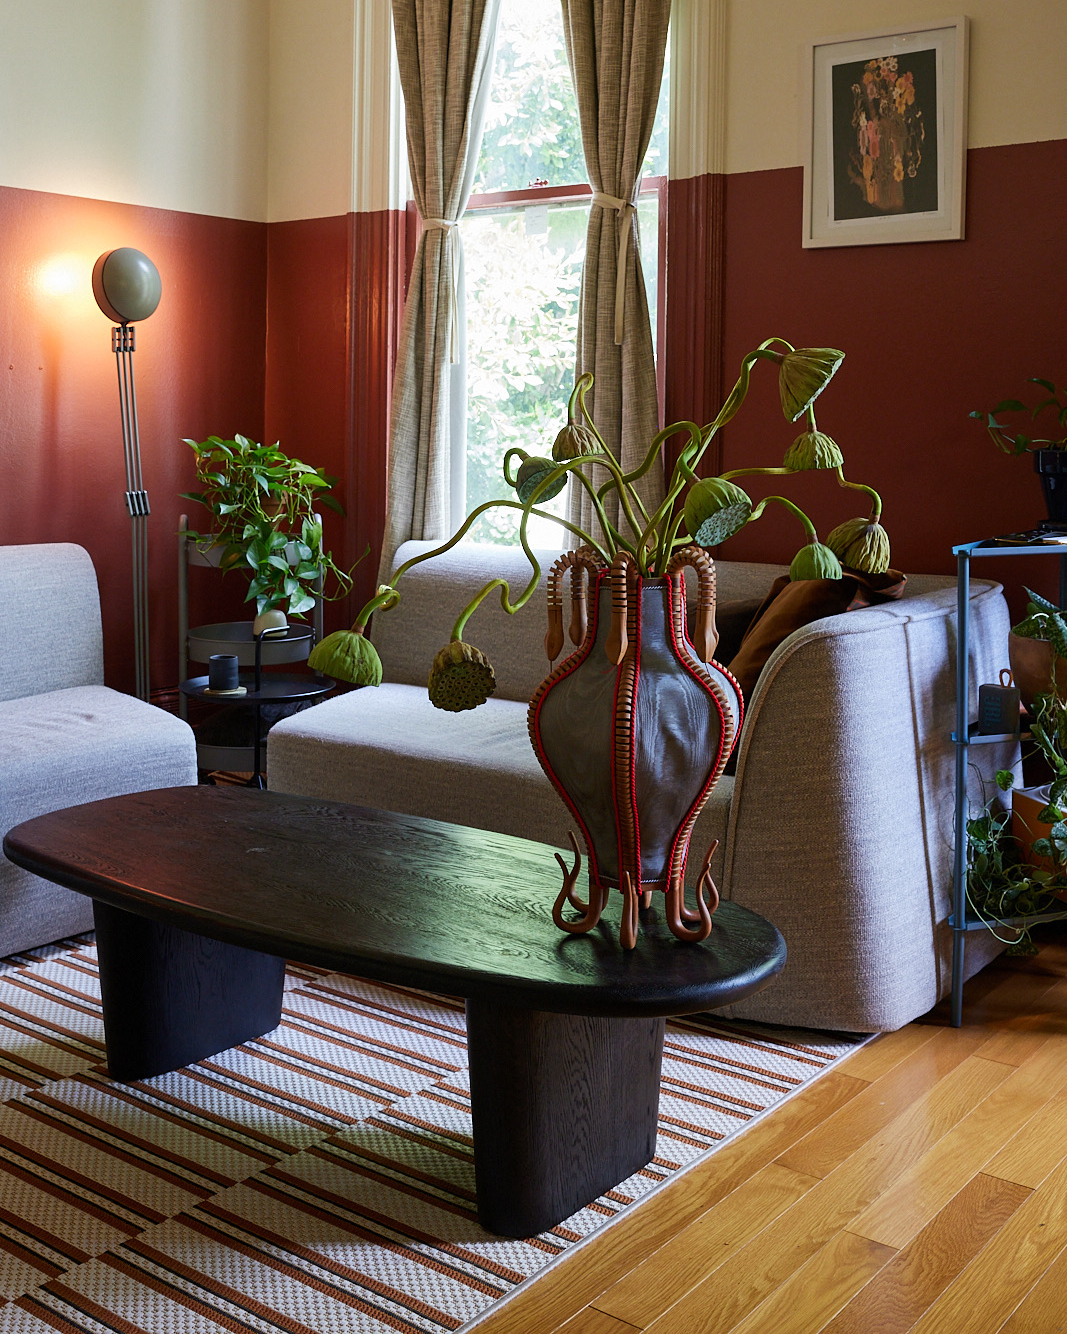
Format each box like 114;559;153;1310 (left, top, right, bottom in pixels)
463;0;670;545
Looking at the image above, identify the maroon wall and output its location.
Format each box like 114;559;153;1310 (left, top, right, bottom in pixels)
0;185;267;695
264;208;405;630
7;139;1063;695
708;138;1067;609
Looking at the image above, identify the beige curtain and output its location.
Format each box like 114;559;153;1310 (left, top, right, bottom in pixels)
380;0;501;580
561;0;670;537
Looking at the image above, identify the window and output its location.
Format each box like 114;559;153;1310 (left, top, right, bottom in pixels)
461;0;669;545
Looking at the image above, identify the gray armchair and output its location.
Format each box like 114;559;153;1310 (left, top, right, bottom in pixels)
0;543;197;956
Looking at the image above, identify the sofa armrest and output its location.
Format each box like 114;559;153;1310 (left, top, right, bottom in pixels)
0;544;104;702
720;578;1014;1031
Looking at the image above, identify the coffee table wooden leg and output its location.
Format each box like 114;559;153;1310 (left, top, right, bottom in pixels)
465;999;665;1237
93;900;286;1082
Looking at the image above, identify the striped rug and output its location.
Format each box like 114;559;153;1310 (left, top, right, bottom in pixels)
0;934;864;1334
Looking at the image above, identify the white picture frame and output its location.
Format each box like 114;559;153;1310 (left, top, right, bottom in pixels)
802;16;969;248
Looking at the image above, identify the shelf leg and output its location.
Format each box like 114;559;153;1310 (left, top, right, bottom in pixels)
951;549;971;1027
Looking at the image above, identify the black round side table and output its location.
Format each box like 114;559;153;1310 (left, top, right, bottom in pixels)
179;673;334;787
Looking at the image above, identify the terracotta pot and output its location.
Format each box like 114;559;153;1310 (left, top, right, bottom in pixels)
1007;631;1067;712
528;547;742;949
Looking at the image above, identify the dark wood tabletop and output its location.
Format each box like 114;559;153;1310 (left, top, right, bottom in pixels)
4;785;785;1019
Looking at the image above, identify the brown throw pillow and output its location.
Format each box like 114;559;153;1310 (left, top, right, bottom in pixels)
726;567;908;701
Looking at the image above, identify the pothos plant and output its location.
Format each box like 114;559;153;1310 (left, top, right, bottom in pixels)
971;378;1067;455
309;338;891;703
181;434;354;618
967;692;1067;954
1012;587;1067;660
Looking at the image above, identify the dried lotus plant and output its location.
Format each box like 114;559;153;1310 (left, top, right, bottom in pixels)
311;338;891;706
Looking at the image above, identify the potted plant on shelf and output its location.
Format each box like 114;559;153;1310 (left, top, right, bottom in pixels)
308;338;893;951
971;379;1067;522
1008;588;1067;710
970;688;1067;954
181;434;355;634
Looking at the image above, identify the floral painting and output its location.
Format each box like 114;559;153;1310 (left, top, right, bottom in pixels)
831;47;938;221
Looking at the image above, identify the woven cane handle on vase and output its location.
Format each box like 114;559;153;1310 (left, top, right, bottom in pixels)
545;549;604;661
667;545;719;663
605;551;637;666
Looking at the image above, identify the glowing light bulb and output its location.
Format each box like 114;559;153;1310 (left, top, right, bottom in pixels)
38;254;83;298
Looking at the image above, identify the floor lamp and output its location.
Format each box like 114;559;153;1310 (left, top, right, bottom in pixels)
92;248;162;702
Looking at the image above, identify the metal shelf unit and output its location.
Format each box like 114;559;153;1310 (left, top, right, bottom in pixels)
951;538;1067;1026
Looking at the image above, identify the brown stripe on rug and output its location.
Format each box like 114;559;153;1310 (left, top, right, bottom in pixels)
0;936;865;1331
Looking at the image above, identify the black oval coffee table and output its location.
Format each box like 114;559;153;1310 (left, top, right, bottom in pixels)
4;785;785;1237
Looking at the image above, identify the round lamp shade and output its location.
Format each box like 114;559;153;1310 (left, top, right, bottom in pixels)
92;248;161;324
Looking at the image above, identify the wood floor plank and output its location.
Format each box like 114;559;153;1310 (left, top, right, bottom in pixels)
724;1229;895;1334
849;1037;1067;1248
552;1309;642;1334
775;1027;986;1179
828;1024;939;1083
470;1069;867;1334
921;945;1067;1032
985;1086;1067;1188
593;1162;819;1327
907;1151;1067;1334
639;1054;1011;1334
822;1174;1031;1334
975;972;1067;1065
995;1240;1067;1334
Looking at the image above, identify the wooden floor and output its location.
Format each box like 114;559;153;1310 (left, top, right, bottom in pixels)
476;928;1067;1334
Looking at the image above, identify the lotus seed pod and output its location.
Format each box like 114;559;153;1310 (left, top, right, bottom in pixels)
683;477;753;547
826;517;892;574
789;542;844;581
552;422;599;461
428;640;497;712
307;628;383;686
783;429;844;471
516;455;568;504
777;347;845;422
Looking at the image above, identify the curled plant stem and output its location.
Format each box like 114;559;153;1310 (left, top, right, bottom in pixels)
450;489;551;640
569;371;593;425
639;345;778;565
529;455;630;559
502;448;526;489
580;444;647;541
834;468;883;520
754;495;818;543
352;498;606;631
721;466;792;481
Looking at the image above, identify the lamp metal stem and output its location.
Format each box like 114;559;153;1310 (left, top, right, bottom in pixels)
112;323;151;701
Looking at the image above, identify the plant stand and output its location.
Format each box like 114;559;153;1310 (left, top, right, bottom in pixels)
951;535;1067;1025
178;516;327;778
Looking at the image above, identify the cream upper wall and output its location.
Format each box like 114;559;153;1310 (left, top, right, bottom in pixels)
267;0;353;222
725;0;1067;176
0;0;269;219
266;0;404;222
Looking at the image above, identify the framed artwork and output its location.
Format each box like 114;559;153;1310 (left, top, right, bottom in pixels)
802;16;969;248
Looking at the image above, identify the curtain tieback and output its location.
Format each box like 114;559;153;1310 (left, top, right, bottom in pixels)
592;189;639;346
422;217;460;364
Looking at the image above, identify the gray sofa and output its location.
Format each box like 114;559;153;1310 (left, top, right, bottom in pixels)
0;543;198;956
268;540;1013;1032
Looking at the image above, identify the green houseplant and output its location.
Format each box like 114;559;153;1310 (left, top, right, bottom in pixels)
1008;587;1067;710
972;379;1067;523
181;434;354;623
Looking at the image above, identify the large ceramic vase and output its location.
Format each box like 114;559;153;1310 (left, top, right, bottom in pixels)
528;546;743;949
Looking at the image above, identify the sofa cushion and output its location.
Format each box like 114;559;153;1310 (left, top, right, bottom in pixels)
0;686;198;956
267;683;732;890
